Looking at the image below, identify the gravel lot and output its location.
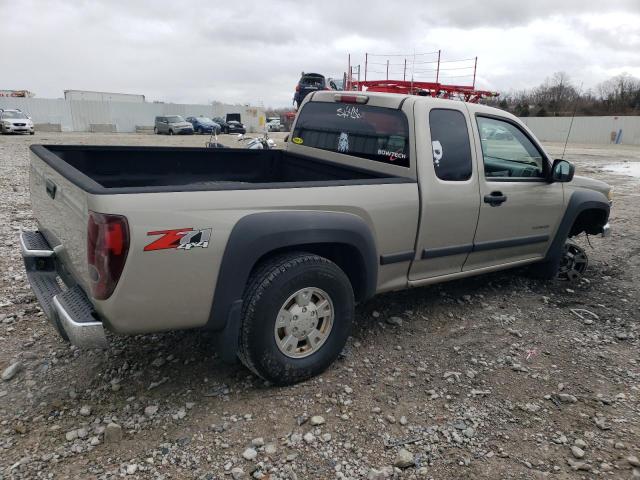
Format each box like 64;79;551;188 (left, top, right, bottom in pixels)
0;132;639;479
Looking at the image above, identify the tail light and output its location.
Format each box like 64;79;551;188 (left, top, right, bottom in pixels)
295;85;300;92
87;211;130;300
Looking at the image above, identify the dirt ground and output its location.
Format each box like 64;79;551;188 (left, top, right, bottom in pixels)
0;132;638;480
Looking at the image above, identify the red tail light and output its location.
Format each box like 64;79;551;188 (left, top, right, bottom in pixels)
295;85;300;92
87;211;130;300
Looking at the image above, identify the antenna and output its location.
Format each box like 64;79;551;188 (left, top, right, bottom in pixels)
561;81;583;160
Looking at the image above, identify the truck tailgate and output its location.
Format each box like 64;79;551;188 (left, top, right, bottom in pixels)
29;150;91;290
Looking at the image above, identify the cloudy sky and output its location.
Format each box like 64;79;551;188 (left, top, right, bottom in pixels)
3;0;639;107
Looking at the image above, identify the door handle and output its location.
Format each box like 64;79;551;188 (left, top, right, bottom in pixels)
484;191;507;206
45;179;57;199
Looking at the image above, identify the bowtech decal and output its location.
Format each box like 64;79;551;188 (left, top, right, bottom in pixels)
144;228;212;252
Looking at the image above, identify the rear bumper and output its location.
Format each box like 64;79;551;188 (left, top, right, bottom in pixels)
20;230;107;349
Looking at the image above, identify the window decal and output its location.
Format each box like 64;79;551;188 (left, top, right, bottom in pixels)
336;106;362;119
432;140;443;167
337;132;349;153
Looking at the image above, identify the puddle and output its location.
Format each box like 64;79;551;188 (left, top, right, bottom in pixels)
603;163;640;179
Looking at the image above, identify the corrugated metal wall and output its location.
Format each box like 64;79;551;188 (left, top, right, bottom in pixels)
521;116;640;145
0;97;265;133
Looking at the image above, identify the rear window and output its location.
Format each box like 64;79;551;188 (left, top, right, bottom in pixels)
300;75;326;88
429;109;473;181
292;102;410;167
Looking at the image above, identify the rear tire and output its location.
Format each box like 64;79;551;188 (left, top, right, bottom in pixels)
238;252;354;385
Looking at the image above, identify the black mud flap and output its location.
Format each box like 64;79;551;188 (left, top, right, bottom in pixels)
212;299;243;364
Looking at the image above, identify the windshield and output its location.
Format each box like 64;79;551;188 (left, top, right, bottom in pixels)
166;116;184;123
292;102;410;167
1;111;27;119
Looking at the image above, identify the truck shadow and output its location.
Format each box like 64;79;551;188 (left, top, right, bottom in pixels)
91;266;562;395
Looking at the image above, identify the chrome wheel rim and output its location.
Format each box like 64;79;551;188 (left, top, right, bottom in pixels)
558;242;588;281
274;287;334;359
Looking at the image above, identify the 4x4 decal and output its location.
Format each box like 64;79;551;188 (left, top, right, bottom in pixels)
144;228;212;251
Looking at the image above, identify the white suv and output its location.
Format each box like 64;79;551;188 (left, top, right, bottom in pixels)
1;109;35;135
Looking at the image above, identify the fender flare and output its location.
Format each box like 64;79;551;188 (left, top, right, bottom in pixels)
544;189;610;261
208;211;378;358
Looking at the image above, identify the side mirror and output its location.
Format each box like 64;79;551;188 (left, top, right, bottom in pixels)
550;159;575;183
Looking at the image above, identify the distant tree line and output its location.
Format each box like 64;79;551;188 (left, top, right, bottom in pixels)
484;72;640;117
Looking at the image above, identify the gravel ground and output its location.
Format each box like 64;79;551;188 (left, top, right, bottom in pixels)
0;132;639;480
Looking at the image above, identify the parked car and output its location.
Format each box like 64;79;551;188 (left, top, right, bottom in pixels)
293;72;336;109
212;117;228;132
226;120;246;134
22;91;611;386
186;116;221;134
266;117;282;132
154;115;194;135
0;109;34;135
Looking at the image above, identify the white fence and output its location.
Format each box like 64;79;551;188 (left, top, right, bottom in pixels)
521;116;640;146
0;97;265;133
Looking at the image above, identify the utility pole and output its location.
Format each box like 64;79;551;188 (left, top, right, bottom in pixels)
364;53;368;82
472;56;478;89
436;50;441;83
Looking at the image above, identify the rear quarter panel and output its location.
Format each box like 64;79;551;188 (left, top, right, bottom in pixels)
90;183;419;334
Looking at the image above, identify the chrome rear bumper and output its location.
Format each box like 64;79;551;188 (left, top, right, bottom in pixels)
19;230;107;349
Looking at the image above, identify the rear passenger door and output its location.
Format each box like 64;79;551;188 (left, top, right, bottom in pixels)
409;102;481;280
463;113;564;270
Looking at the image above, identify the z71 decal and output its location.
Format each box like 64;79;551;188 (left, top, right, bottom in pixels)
144;228;212;252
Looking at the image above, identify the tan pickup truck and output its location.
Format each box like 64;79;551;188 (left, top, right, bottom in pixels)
21;91;611;385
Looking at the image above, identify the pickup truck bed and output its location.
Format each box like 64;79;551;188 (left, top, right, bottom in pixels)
33;145;398;193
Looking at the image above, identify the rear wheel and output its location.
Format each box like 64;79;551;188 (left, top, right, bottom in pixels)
238;252;354;385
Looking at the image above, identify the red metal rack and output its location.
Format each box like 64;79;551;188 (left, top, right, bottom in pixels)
344;51;499;103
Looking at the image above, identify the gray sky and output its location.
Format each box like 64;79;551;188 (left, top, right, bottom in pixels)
3;0;640;107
